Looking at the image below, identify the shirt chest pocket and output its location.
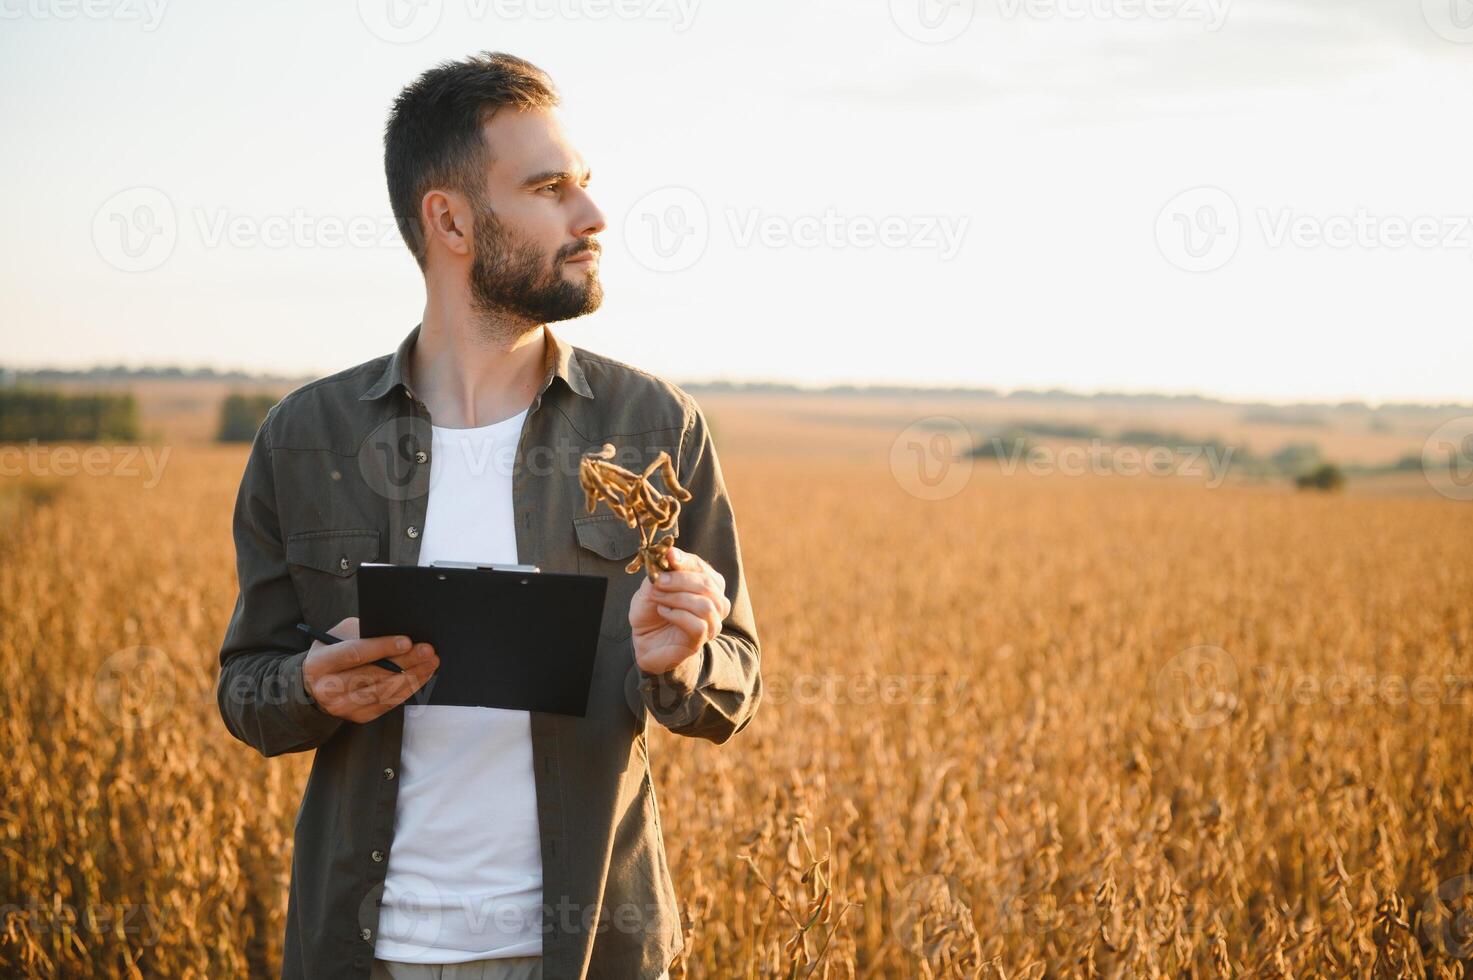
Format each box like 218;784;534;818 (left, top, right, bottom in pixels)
284;528;382;627
573;515;647;641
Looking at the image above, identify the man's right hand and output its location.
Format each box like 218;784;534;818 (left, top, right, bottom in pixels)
302;616;440;723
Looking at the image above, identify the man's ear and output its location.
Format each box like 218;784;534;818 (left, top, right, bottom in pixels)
421;189;473;258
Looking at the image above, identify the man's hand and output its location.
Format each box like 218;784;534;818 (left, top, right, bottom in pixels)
302;616;439;723
629;547;732;675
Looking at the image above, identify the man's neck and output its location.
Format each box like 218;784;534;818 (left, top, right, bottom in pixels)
407;300;547;429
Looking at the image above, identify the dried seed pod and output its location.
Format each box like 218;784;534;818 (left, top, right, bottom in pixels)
579;442;693;581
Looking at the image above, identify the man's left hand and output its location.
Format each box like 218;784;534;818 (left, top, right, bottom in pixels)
629;546;732;675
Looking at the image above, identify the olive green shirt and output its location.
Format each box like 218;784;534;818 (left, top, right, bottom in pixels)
216;322;762;979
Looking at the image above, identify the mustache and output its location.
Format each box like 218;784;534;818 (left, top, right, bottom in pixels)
562;241;601;261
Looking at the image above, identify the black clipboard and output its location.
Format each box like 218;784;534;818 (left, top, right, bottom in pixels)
356;562;607;717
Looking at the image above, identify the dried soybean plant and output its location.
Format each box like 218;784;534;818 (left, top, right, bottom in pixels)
579;442;692;581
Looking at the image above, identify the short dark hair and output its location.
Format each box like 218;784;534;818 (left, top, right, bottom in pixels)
384;52;560;270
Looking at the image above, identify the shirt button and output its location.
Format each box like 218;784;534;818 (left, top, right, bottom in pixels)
414;450;428;464
360;927;372;942
371;849;385;863
338;556;351;572
406;525;419;539
383;767;395;780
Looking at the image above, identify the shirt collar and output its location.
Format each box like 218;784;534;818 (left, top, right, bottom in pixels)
359;322;594;402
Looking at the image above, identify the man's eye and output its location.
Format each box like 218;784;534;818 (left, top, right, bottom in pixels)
539;184;560;195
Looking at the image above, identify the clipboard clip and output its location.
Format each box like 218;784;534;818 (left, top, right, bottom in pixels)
425;560;542;573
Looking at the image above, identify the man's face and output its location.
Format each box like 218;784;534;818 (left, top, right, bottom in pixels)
467;106;606;325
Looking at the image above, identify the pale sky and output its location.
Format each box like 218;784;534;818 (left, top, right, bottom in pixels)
1;0;1470;404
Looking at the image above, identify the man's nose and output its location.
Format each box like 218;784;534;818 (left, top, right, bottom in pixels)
573;191;606;239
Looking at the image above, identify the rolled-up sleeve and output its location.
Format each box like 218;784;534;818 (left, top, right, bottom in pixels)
217;407;344;757
638;394;763;743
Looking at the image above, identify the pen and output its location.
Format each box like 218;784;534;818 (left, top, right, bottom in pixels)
295;622;405;673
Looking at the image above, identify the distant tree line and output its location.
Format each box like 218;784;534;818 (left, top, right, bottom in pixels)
217;393;278;442
0;388;138;441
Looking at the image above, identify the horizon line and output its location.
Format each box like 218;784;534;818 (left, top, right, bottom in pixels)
0;362;1468;413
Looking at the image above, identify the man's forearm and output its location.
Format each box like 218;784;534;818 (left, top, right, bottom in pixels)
217;646;343;757
639;628;762;743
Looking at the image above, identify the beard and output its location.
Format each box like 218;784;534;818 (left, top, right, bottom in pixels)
468;206;603;326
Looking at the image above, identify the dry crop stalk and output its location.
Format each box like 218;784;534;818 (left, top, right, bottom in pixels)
579;442;693;581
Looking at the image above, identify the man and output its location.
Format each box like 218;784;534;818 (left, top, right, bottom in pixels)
216;52;762;980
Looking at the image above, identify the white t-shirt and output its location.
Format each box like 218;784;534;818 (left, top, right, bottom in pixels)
375;406;543;963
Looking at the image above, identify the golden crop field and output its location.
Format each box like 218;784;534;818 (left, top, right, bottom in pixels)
3;393;1472;978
